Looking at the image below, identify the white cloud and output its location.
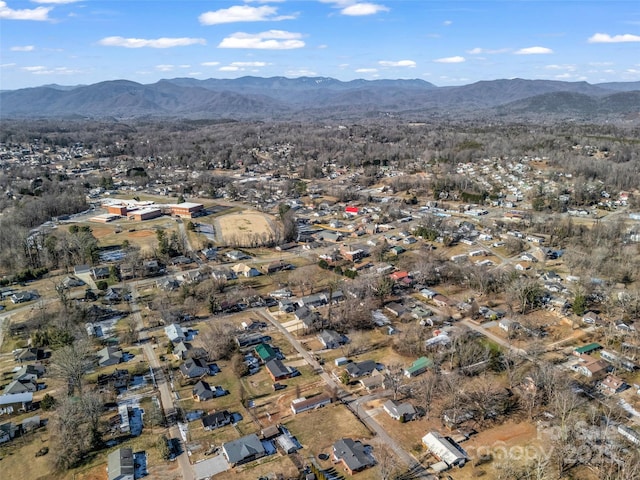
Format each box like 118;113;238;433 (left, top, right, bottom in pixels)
285;68;317;77
11;45;35;51
1;63;16;68
341;3;389;16
588;61;613;66
219;66;240;72
467;47;509;55
378;60;416;68
201;61;220;67
218;30;304;49
443;20;452;26
198;5;295;25
23;65;46;72
588;33;640;43
155;64;175;72
544;64;576;71
433;56;465;63
514;46;553;55
98;36;206;48
230;61;267;67
22;65;80;75
355;68;377;73
0;1;51;21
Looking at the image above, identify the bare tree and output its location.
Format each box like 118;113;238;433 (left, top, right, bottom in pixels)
372;438;400;480
384;363;406;401
414;371;439;419
50;340;94;396
199;321;236;360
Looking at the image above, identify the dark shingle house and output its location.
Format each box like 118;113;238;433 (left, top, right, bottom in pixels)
318;330;348;349
96;346;123;367
192;380;215;401
202;410;232;431
345;360;377;378
265;359;295;381
222;433;266;466
333;438;375;475
179;358;208;379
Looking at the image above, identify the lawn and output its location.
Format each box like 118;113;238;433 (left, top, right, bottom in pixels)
284;403;372;459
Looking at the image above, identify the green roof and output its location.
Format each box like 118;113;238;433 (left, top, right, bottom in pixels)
406;356;433;373
255;343;277;361
574;343;602;354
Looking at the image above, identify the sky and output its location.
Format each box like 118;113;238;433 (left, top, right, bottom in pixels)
1;0;640;90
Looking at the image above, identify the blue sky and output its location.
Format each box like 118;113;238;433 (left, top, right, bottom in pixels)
1;0;639;89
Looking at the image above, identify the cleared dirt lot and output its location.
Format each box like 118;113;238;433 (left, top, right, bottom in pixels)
216;211;275;247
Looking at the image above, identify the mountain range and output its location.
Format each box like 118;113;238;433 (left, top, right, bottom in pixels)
1;77;639;122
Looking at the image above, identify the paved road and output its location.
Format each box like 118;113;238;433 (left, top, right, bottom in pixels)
461;318;529;358
257;308;434;477
129;284;195;480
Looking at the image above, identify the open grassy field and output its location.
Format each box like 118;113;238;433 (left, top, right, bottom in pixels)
216;211;276;247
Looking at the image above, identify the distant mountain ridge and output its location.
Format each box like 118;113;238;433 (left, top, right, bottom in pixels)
1;76;638;121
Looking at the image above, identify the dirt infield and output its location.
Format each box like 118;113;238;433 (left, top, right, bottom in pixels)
128;230;155;238
89;225;113;239
216;210;276;247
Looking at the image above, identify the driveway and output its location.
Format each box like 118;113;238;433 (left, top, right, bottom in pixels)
192;454;229;480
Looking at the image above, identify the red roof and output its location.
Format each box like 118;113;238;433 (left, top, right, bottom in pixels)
345;206;359;213
389;271;409;281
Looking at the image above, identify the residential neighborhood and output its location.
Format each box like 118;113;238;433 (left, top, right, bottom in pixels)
0;117;639;480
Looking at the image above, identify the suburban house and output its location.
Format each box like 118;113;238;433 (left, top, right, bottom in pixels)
91;266;110;280
599;374;628;394
96;346;123;367
618;424;640;445
173;341;207;361
236;333;272;348
254;343;279;363
573;343;602;356
0;422;18;444
600;350;637;371
582;311;601;324
359;371;387;392
107;447;134;480
192;380;215;401
290;394;332;414
422;431;468;467
265;359;296;381
574;354;609;378
222;433;266;466
346;360;377;378
318;330;348;349
226;250;250;261
0;392;33;412
164;324;186;343
383;399;417;421
231;263;262;278
13;364;45;382
179;358;209;379
385;302;406;317
14;348;45;363
202;410;232;431
332;438;375;475
262;260;292;275
10;291;35;304
297;293;328;309
404;357;433;378
3;379;37;395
